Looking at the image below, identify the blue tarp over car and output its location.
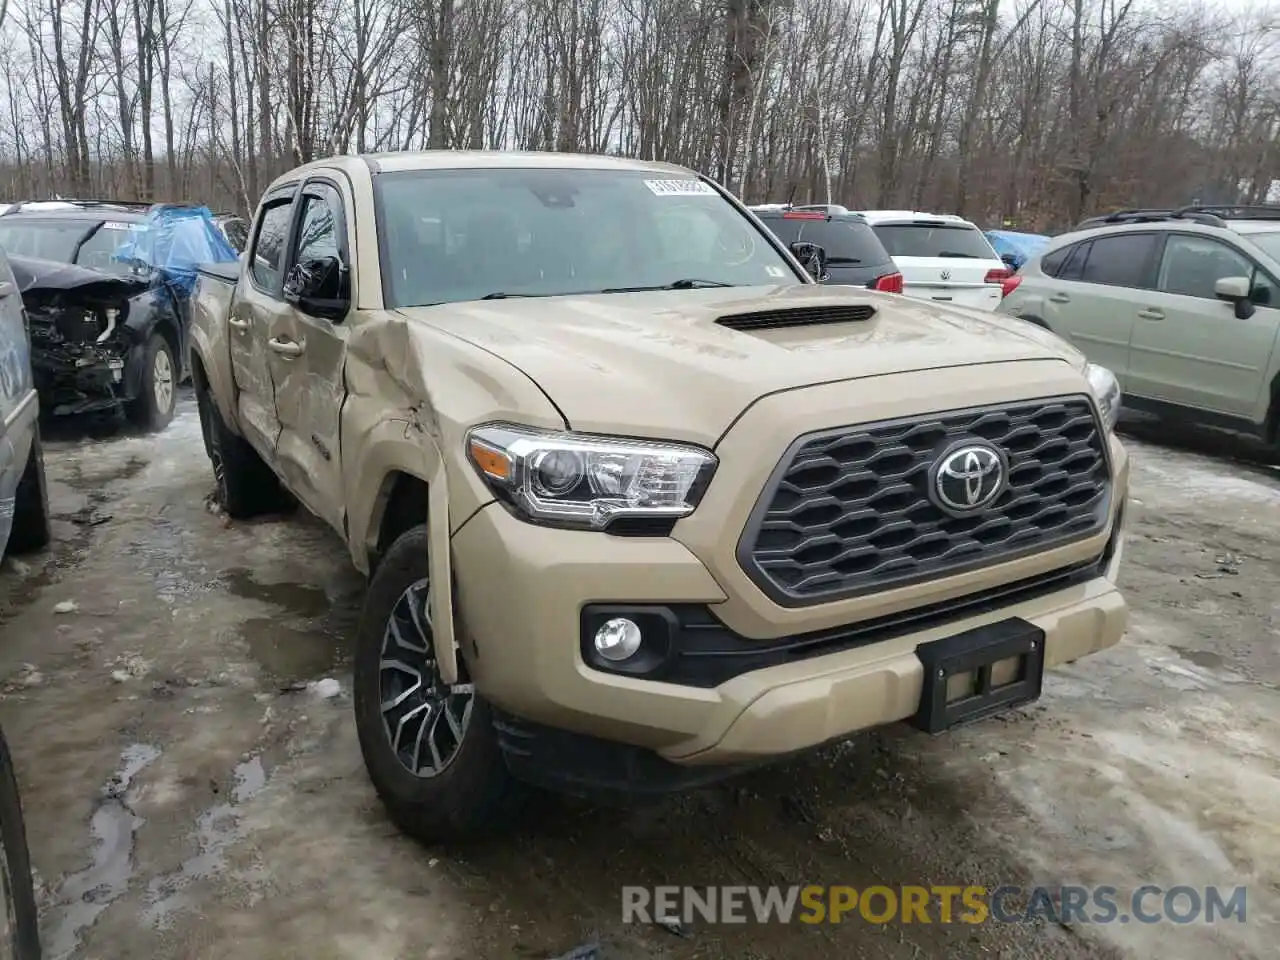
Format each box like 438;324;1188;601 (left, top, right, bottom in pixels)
113;204;239;298
985;230;1050;270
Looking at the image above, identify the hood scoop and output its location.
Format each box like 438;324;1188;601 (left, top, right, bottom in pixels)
715;303;876;332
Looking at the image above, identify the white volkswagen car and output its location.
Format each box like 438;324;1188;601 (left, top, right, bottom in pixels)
856;210;1010;311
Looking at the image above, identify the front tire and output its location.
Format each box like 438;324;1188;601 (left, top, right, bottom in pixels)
7;428;50;555
125;333;176;432
353;524;523;844
0;726;43;959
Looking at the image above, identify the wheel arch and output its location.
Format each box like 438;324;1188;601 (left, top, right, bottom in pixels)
361;462;458;684
187;331;241;438
370;470;430;572
1264;369;1280;444
151;313;182;377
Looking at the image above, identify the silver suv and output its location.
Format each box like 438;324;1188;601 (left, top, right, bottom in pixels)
998;205;1280;441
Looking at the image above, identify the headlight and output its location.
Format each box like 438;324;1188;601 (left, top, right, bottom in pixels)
1084;362;1121;431
466;423;718;530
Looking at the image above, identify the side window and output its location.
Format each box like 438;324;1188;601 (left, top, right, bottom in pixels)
292;190;342;266
1059;241;1091;282
249;198;295;292
1040;245;1070;277
1079;233;1158;289
1252;268;1276;307
1157;234;1254;301
223;218;249;253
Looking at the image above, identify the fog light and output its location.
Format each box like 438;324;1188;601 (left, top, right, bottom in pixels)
593;617;643;661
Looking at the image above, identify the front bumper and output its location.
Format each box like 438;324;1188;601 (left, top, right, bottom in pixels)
454;476;1127;775
452;361;1129;789
31;342;130;416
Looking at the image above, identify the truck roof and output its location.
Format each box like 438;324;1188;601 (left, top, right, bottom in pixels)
361;150;694;176
275;151;696;185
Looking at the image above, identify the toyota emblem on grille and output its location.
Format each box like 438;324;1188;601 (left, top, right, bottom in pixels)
929;441;1007;514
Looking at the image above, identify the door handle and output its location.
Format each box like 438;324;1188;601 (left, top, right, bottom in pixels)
1048;293;1070;303
0;282;13;297
268;337;304;358
227;316;250;330
1137;308;1165;321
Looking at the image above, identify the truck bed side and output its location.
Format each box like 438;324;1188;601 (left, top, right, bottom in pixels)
189;262;242;434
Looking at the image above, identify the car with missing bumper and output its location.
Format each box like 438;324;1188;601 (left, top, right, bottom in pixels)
0;200;239;430
188;151;1129;843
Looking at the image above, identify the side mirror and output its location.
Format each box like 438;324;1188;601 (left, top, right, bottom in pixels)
284;255;349;321
789;241;828;282
1214;275;1255;319
1000;253;1019;269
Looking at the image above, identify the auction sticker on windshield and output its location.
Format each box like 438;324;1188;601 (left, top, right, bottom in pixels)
644;180;716;197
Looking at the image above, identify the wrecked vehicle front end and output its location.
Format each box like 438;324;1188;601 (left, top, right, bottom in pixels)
8;256;150;416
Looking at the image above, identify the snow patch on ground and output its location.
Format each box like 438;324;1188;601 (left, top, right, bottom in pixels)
1128;439;1280;504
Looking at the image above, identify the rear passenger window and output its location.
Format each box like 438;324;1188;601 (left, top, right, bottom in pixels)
1059;242;1090;282
1040;245;1070;277
250;199;294;291
760;217;802;245
1079;233;1158;289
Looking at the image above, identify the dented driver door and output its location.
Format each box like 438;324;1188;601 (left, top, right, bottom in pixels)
265;179;351;535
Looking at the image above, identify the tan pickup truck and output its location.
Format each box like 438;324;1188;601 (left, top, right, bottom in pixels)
189;151;1129;844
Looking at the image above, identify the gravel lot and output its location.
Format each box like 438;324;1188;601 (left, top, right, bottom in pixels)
0;393;1276;960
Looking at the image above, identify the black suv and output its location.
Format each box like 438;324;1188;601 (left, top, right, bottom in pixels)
0;200;239;430
750;207;903;291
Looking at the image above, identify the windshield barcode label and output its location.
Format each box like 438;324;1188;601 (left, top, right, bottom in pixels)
644;179;715;197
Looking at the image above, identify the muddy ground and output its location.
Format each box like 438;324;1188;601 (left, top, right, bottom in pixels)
0;393;1276;960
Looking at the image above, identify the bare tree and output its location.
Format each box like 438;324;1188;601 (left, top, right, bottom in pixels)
0;0;1276;227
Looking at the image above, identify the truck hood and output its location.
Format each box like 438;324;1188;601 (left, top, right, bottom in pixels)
397;284;1084;445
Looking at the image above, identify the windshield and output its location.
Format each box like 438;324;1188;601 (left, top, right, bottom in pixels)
873;223;997;260
760;216;892;265
0;218;145;277
374;168;801;308
1244;230;1280;263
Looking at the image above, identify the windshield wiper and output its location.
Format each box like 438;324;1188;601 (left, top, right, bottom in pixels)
479;291;555;300
601;278;733;293
936;252;979;258
825;256;862;264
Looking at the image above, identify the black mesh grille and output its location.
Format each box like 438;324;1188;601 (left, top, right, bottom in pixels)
738;396;1111;606
716;304;876;331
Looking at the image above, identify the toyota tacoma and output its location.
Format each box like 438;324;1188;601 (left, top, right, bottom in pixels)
187;151;1129;843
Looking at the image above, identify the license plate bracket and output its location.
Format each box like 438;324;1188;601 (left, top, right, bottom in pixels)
909;618;1045;734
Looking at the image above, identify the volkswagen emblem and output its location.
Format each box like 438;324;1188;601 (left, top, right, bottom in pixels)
939;269;951;281
929;441;1007;514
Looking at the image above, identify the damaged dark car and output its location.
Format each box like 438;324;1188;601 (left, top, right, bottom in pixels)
0;201;239;431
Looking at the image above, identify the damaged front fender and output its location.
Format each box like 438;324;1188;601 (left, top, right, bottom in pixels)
340;310;568;683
